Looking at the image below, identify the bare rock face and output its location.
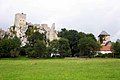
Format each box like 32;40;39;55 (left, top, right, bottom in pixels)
10;13;59;46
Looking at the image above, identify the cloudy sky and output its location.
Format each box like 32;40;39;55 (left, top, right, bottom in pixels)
0;0;120;41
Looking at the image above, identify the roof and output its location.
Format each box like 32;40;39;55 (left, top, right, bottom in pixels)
98;31;110;37
116;39;120;43
100;45;111;51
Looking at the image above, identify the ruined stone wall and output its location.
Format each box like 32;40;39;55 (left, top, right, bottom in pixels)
14;13;28;46
0;28;6;39
10;13;59;46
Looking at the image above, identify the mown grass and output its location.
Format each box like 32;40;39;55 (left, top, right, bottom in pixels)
0;58;120;80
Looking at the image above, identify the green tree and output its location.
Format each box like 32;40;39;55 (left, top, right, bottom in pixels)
27;31;45;46
0;36;21;57
112;42;120;58
49;38;71;57
78;32;86;39
58;29;79;56
25;30;47;58
58;38;71;57
34;40;46;57
27;40;46;58
25;25;35;37
58;28;68;38
86;33;97;41
79;37;100;58
49;40;59;54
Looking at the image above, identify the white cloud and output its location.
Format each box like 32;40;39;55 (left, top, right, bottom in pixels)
0;0;120;41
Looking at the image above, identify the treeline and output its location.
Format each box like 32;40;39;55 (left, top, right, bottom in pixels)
0;28;120;58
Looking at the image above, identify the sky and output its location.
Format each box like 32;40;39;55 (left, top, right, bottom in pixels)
0;0;120;41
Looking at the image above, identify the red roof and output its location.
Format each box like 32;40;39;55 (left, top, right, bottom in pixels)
100;45;111;51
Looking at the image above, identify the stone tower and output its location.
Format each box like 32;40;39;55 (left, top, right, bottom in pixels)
14;13;28;46
14;13;26;28
98;31;110;45
98;31;112;54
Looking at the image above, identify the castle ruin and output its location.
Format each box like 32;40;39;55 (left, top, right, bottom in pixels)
10;13;59;46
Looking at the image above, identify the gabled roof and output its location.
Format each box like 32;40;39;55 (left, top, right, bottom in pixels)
100;45;111;51
98;31;110;37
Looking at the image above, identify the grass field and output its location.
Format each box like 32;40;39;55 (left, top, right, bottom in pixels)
0;58;120;80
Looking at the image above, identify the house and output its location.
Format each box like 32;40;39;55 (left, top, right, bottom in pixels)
98;31;112;54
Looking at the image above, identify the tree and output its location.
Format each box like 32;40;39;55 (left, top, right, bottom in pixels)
25;25;35;37
58;28;68;38
112;42;120;58
34;40;46;57
58;29;79;56
58;38;71;57
27;31;45;46
49;40;59;54
79;37;100;58
26;40;46;58
86;33;97;41
25;30;47;58
0;36;21;58
49;38;71;57
78;32;86;39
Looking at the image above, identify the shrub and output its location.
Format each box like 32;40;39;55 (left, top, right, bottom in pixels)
27;50;37;58
96;53;113;58
10;49;19;58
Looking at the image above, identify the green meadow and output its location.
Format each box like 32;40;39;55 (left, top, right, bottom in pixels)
0;58;120;80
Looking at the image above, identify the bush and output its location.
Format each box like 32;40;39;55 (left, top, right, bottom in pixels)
96;53;113;58
10;49;19;58
19;47;27;56
26;40;47;58
0;36;21;58
27;50;38;58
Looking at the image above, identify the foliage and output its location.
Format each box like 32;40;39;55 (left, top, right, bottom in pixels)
0;36;21;57
59;29;79;56
49;38;71;57
58;38;71;56
9;26;17;35
0;27;115;58
112;42;120;58
78;32;86;39
25;25;35;37
49;40;59;54
27;31;45;46
86;33;97;41
79;37;100;57
10;49;19;58
26;40;46;58
25;30;47;58
59;28;99;57
34;40;46;57
96;53;113;58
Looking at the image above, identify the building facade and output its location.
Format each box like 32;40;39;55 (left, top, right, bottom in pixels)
98;31;112;54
